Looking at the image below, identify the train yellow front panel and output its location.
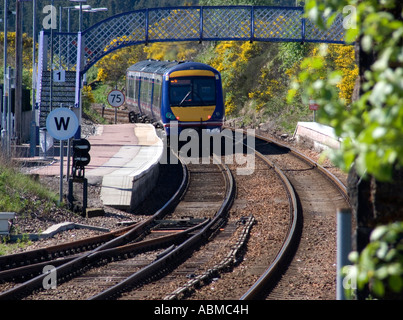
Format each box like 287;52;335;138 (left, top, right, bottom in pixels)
171;106;216;121
169;70;215;78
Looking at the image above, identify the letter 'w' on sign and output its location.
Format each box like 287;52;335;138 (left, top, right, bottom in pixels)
46;108;79;141
55;117;70;131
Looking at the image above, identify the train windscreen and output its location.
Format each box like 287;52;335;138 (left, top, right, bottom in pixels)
169;77;216;107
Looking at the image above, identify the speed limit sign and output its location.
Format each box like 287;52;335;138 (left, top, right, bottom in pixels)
107;89;125;108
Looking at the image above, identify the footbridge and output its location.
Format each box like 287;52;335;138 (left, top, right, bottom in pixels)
34;5;347;137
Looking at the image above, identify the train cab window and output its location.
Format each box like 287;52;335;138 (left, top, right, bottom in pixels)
170;77;216;106
193;78;216;104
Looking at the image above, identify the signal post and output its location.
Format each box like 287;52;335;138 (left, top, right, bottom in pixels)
68;138;91;216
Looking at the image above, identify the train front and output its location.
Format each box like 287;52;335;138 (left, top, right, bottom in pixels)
162;62;224;136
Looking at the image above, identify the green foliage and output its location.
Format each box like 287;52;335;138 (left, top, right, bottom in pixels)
200;41;264;115
343;222;403;299
291;0;403;300
0;32;34;89
96;45;146;86
278;42;311;72
0;160;58;213
289;0;403;182
0;235;32;256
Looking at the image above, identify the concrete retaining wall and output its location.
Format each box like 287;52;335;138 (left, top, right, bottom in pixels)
294;122;341;152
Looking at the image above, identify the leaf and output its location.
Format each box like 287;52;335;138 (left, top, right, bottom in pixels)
370;225;389;241
369;81;393;107
387;262;403;276
372;278;385;297
376;242;389;260
389;275;403;293
372;127;387;140
348;251;360;264
373;47;393;71
375;265;389;280
361;35;373;52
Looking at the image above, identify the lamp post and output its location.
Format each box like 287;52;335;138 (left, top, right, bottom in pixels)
15;0;23;144
69;0;88;32
2;0;8;154
30;0;37;156
69;0;87;141
83;7;108;13
61;5;107;32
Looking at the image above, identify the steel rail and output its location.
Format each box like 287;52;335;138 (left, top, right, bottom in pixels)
0;223;139;273
89;163;235;300
255;131;349;205
238;130;349;299
0;156;189;300
0;219;208;283
240;150;299;300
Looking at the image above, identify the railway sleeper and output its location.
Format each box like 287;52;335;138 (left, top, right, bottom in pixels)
164;215;254;300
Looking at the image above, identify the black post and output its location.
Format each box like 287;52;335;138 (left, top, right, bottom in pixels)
83;178;88;217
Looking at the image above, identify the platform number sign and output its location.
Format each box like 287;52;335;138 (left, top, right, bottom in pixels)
53;70;66;83
108;89;125;108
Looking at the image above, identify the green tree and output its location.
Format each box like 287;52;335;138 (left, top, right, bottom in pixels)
288;0;403;299
343;222;403;299
96;45;145;86
0;32;33;89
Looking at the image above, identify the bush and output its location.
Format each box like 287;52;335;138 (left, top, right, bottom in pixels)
343;222;403;299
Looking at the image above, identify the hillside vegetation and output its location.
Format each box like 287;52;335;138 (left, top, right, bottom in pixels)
90;38;357;134
2;0;358;134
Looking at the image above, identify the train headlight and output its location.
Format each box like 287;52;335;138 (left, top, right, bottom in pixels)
166;112;176;120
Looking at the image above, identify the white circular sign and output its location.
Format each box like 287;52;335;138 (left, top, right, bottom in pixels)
107;89;125;108
46;108;79;140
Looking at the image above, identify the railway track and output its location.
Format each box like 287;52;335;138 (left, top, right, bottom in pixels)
173;146;294;300
240;131;350;300
0;129;350;301
163;129;350;300
0;154;235;300
89;160;235;300
0;151;188;300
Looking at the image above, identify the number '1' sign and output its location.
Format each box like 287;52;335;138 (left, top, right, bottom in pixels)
53;70;66;83
108;89;125;108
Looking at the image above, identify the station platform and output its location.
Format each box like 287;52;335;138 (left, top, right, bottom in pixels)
29;123;164;211
293;122;341;152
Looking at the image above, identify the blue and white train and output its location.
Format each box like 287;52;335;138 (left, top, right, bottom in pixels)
126;60;225;135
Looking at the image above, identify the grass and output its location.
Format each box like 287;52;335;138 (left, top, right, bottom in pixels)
0;157;59;253
0;157;58;214
0;235;32;256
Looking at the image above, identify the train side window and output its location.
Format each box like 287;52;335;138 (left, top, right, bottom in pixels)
126;77;131;99
153;81;161;109
129;77;134;99
135;78;141;104
141;79;148;105
148;79;153;106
